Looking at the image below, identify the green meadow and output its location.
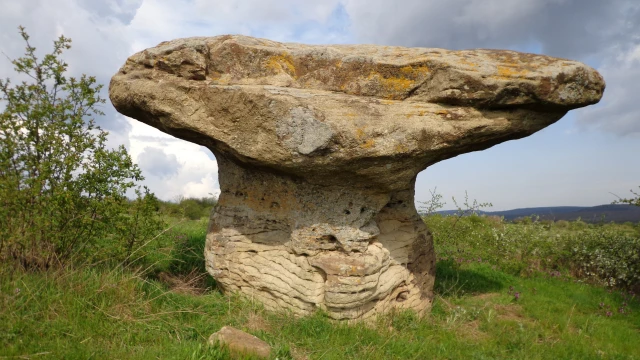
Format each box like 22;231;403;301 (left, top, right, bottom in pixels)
2;215;638;359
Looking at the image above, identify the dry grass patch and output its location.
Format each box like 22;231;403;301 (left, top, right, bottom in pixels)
457;319;490;341
244;311;271;332
494;303;527;322
157;270;208;295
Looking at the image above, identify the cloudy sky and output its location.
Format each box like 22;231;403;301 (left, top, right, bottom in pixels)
1;0;638;210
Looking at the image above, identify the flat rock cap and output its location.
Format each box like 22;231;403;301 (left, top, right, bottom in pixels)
116;34;604;109
110;35;604;188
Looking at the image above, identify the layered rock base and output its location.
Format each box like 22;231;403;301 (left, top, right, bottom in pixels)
207;158;434;319
110;35;604;320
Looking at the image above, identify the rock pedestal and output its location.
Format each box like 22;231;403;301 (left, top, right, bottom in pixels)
110;35;604;320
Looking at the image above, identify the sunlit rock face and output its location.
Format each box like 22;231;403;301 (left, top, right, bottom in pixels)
110;35;604;320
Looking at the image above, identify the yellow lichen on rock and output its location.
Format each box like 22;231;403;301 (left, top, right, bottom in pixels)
363;65;431;99
494;65;529;79
394;143;409;153
458;58;479;69
379;76;415;95
360;139;375;149
266;52;296;77
400;65;430;76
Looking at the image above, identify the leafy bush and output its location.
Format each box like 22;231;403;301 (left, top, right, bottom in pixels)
158;196;217;220
567;228;640;288
0;27;164;268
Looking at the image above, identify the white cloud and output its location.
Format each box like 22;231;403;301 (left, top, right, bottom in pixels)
137;147;181;179
342;0;639;59
127;119;219;200
574;44;640;136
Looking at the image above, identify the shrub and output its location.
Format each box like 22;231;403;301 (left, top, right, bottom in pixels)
566;228;640;288
425;206;639;289
158;196;217;220
0;27;164;269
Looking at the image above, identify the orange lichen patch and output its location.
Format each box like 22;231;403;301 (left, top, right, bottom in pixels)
458;58;479;69
435;109;449;116
399;65;430;76
414;65;431;74
494;65;529;79
355;128;366;139
265;52;296;76
360;139;375;149
360;65;427;99
379;76;416;94
335;60;343;68
394;143;409;153
400;66;414;74
364;65;431;99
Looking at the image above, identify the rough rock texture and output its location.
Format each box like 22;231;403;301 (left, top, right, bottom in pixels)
209;326;271;358
109;35;604;320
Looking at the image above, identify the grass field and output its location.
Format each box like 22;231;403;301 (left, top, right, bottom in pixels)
1;218;639;359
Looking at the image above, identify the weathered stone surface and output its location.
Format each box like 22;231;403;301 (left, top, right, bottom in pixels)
110;35;604;320
209;326;271;358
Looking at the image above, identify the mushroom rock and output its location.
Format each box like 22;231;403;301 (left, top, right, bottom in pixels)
109;35;604;320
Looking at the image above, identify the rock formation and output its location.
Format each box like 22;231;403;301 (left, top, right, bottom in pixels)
109;35;604;320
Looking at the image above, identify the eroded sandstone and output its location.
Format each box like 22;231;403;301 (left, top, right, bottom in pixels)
109;35;604;320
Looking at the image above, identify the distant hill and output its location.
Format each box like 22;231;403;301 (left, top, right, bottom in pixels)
434;204;640;223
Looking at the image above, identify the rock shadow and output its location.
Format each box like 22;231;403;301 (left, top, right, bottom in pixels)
434;259;504;297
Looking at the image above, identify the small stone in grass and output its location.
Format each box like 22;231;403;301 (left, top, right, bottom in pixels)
208;326;271;359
